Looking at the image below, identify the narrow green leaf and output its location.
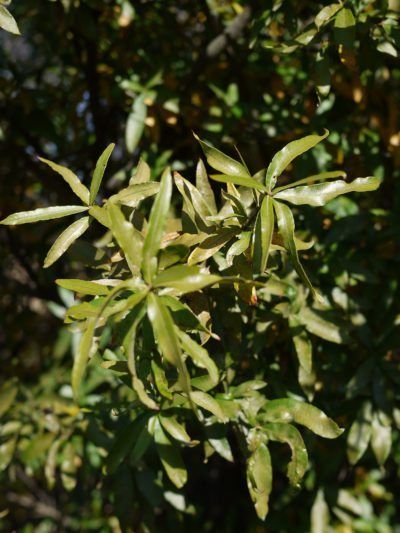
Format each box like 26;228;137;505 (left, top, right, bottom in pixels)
88;205;110;228
371;412;392;466
1;205;88;225
188;229;238;265
347;402;372;465
190;390;228;422
153;417;188;489
142;167;172;282
0;378;18;419
130;158;151;184
196;159;217;215
72;318;97;401
253;195;274;274
56;279;110;296
210;173;267;192
194;134;250;178
265;130;329;190
108;203;143;276
0;438;17;472
89;143;115;204
298;307;348;344
110;182;160;208
290;318;312;373
39;157;90;205
159;415;195;445
273;171;346;193
176;329;219;388
0;5;20;35
261;399;343;439
264;423;308;486
44;216;90;268
274;200;316;296
151;359;172;399
106;414;152;474
246;443;272;521
147;293;190;394
274;177;380;206
154;265;220;294
311;490;330;533
126;94;147;154
315;3;342;28
226;231;251;266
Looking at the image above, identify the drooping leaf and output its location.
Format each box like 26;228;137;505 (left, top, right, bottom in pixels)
252;195;274;274
153;417;187;489
71;318;97;401
274;200;317;296
0;5;20;35
142;167;172;282
56;278;110;296
261;399;343;439
246;443;272;520
264;423;308;486
1;205;88;225
146;293;190;394
274;177;380;206
154;265;220;294
39;157;90;204
89;143;115;204
44;216;90;268
265;130;329;190
195;134;250;178
108;203;143;276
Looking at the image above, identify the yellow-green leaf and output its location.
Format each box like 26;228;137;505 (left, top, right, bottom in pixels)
89;143;115;204
142;167;172;282
56;278;110;296
0;5;20;35
1;205;88;225
210;173;267;192
154;265;220;294
72;318;97;401
265;130;329;190
153;417;187;488
195;134;249;178
108;203;143;276
39;157;90;205
253;195;274;274
190;390;228;422
246;443;272;520
44;216;90;268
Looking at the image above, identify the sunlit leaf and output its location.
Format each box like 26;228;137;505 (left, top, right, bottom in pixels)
1;205;88;225
89;143;115;204
246;443;272;520
176;329;219;388
210;173;267;192
264;423;308;486
56;278;110;296
39;157;90;205
142;167;172;282
195;134;250;178
108;203;143;276
265;130;328;190
72;318;97;401
154;265;220;294
252;195;274;274
190;390;228;422
274;177;380;206
196;159;217;215
44;216;90;268
153;417;187;489
0;5;20;35
126;94;147;154
371;411;392;466
347;402;372;465
110;182;160;208
261;399;343;438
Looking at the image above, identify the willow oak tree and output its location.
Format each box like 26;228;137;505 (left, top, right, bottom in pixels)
1;129;380;520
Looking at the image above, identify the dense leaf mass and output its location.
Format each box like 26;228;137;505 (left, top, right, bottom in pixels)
0;1;400;531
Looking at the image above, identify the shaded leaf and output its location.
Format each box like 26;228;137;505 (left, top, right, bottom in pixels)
153;418;187;489
246;443;272;521
72;318;97;401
